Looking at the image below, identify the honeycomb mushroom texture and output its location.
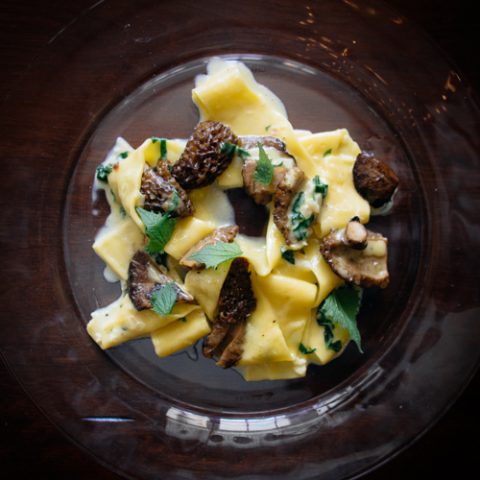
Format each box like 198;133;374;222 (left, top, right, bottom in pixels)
172;121;239;190
141;162;193;217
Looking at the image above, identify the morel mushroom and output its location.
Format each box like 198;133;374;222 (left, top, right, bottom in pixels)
128;251;193;311
353;151;399;207
203;257;256;368
140;163;193;217
179;225;239;270
320;220;390;288
172;121;239;189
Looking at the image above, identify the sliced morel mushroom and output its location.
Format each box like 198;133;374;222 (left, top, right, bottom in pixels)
216;321;247;368
353;151;399;207
179;225;239;269
320;220;389;288
128;251;193;311
140;163;193;217
241;136;297;205
172;121;239;189
203;257;256;368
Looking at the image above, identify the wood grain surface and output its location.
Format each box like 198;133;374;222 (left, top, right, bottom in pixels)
1;0;477;478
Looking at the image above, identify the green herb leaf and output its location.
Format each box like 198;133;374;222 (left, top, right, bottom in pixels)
317;285;363;352
221;142;237;158
154;251;168;267
281;248;295;264
136;207;176;254
290;192;314;241
119;151;129;159
265;124;272;131
236;146;251;159
323;148;332;157
151;137;167;159
96;164;113;182
221;142;251;159
313;175;329;198
254;143;274;185
151;283;177;316
160;139;167;159
299;343;316;355
187;241;242;269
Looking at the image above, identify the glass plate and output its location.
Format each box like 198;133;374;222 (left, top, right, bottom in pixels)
2;1;479;478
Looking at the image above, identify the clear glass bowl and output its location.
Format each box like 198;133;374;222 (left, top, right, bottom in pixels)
2;1;479;478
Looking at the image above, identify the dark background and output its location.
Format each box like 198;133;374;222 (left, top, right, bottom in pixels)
1;1;478;478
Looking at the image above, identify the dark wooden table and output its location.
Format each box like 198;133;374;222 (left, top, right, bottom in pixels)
1;1;478;478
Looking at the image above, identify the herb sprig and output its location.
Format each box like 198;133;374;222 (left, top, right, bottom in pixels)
136;207;176;255
187;241;242;269
254;143;274;185
221;142;250;159
317;285;363;352
151;283;177;316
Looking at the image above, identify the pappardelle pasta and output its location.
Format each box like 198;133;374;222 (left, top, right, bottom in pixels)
88;59;398;381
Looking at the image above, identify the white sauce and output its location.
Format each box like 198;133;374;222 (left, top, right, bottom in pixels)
103;265;120;283
298;179;322;219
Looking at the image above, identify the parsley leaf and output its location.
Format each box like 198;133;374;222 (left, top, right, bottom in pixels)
96;164;112;182
299;343;316;355
221;142;237;158
187;241;242;269
136;207;176;254
236;146;250;159
290;192;314;241
281;248;295;264
313;175;329;198
151;137;167;160
323;148;332;157
221;142;251;159
254;143;274;185
317;285;363;352
151;283;177;316
119;151;129;159
265;124;272;131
